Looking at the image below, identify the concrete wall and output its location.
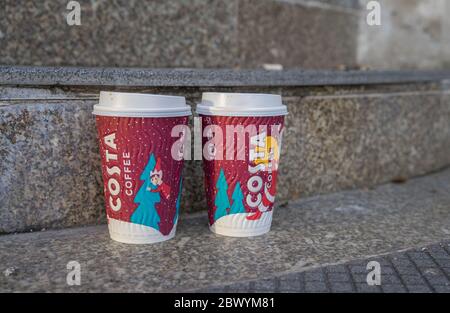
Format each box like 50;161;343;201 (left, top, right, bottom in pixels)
358;0;450;69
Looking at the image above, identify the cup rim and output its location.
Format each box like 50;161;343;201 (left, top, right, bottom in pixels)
93;91;192;117
196;92;288;116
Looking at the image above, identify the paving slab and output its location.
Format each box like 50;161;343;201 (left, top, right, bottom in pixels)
197;241;450;293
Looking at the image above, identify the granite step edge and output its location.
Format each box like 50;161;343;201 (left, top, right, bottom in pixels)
2;66;450;87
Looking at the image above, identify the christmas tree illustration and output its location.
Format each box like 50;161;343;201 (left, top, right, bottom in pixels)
214;168;231;222
230;182;246;214
173;177;183;225
130;153;161;230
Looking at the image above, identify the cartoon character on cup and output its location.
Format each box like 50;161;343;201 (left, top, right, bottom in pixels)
148;157;171;200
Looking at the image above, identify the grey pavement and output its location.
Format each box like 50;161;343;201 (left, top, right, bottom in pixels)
199;241;450;293
1;168;450;292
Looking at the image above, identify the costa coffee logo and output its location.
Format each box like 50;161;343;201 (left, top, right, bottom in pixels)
103;133;134;212
246;132;280;212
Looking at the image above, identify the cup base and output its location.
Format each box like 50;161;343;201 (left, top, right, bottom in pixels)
107;217;176;244
209;211;273;237
209;224;271;237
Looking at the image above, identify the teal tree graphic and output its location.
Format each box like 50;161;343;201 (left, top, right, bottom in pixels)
130;153;161;230
173;178;183;225
214;168;231;222
230;182;246;214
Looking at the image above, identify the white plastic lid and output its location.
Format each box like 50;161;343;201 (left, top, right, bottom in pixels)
93;91;192;117
196;92;288;116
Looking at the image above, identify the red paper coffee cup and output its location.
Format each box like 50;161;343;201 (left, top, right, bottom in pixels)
197;93;288;237
93;92;191;244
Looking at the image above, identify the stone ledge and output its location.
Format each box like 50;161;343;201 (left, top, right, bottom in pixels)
1;168;450;292
1;84;450;233
2;66;450;87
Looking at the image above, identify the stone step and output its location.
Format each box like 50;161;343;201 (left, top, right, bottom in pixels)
1;168;450;292
3;1;450;70
1;67;450;234
0;0;360;69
